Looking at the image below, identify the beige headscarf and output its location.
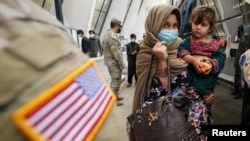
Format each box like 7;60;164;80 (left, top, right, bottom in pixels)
132;4;188;113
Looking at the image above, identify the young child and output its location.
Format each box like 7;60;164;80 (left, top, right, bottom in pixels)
177;5;226;141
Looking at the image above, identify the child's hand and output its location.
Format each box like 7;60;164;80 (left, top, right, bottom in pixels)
192;58;202;74
199;61;212;75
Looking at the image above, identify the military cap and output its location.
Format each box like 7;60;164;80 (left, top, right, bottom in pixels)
111;18;122;27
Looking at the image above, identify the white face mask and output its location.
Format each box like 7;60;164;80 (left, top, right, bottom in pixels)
90;34;94;37
131;39;136;42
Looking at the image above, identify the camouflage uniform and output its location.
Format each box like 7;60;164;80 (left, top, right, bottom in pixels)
102;30;125;95
0;0;128;140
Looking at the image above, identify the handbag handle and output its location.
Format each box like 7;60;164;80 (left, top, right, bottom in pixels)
137;54;154;109
166;58;172;97
137;55;172;109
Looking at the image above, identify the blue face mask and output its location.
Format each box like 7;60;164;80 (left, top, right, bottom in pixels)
157;29;178;43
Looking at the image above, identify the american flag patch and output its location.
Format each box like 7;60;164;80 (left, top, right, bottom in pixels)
13;61;116;141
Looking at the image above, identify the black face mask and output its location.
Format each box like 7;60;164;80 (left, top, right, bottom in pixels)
117;27;121;33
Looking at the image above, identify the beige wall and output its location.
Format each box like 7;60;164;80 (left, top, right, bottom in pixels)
99;0;128;39
117;0;171;44
62;0;95;33
31;0;173;44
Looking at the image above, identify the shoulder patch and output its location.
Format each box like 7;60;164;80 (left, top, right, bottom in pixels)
12;61;116;141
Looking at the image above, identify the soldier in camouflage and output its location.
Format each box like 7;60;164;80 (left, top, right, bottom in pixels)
102;18;125;106
0;0;128;140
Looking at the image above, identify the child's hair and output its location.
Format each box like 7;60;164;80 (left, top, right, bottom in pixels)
189;6;216;32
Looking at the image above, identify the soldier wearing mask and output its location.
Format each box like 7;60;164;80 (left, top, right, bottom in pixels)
126;33;140;87
102;18;125;106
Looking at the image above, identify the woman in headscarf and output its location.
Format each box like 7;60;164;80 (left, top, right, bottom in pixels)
132;4;187;113
130;4;211;141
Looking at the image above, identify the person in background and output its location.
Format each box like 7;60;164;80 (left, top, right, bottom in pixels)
0;0;129;140
130;4;188;141
232;25;248;99
77;30;90;54
178;6;226;140
102;18;125;106
126;33;140;87
88;30;103;57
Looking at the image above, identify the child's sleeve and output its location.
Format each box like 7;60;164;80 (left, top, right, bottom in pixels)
211;46;226;73
177;36;191;58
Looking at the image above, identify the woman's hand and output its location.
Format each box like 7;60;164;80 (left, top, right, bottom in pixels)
152;41;168;62
153;42;168;88
192;57;202;74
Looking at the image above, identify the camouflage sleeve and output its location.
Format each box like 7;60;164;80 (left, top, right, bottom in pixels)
109;36;124;66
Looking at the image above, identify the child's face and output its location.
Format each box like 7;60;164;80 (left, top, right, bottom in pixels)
191;18;210;39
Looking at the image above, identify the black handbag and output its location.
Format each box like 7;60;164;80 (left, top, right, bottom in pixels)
127;55;200;141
